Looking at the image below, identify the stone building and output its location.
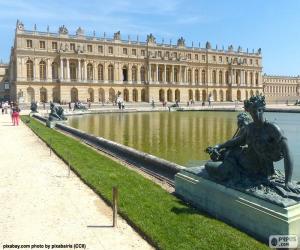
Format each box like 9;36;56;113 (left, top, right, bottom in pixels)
0;63;9;101
9;21;263;103
263;74;300;103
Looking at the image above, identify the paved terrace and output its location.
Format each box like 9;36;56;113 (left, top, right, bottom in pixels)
0;113;153;250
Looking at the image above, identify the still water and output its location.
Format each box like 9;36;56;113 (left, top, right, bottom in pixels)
68;111;300;180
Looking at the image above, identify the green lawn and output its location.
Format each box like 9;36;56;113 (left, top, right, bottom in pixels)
21;116;268;250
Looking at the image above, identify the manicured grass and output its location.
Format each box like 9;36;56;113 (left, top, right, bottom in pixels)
21;116;268;250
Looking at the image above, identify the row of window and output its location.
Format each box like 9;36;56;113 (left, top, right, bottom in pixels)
25;39;259;65
25;59;259;86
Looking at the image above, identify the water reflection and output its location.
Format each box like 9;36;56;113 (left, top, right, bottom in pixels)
68;111;300;180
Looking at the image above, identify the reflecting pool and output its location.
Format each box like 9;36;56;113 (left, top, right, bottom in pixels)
68;111;300;180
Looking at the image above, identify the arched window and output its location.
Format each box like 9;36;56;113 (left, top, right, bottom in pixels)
109;88;115;102
39;61;46;80
167;89;172;102
70;87;78;102
195;89;200;101
132;66;137;82
189;89;193;100
158;66;163;82
175;89;180;102
219;90;224;101
52;62;58;80
140;66;145;82
123;89;129;102
141;88;146;102
213;89;217;101
159;89;165;102
201;70;206;84
195;69;199;84
27;87;35;102
98;64;104;81
166;67;171;83
99;88;105;103
108;65;114;82
132;89;138;102
122;66;128;82
212;70;216;85
87;63;93;80
88;88;94;102
26;60;33;80
219;71;223;85
40;88;47;102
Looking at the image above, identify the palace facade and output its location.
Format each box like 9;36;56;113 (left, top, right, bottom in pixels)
263;74;300;103
0;63;9;101
9;21;263;103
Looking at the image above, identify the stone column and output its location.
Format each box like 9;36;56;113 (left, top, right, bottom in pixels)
137;65;141;83
66;59;70;80
171;65;174;83
83;60;87;82
34;58;38;81
60;58;64;80
128;64;132;83
164;64;167;83
47;59;52;81
156;64;159;84
191;68;194;85
78;60;81;81
179;65;182;84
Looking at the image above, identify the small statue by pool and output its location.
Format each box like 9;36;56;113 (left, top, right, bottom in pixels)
205;95;300;205
48;102;67;121
73;101;87;111
30;101;38;113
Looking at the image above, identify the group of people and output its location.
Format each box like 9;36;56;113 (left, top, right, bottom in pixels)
0;101;20;126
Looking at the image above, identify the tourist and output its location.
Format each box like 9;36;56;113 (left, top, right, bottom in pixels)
151;99;155;108
12;105;20;126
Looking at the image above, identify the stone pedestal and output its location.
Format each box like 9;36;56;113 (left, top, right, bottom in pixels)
46;120;56;128
175;166;300;243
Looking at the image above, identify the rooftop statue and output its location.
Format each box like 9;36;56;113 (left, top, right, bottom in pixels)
16;20;24;31
147;33;156;44
76;27;84;36
205;95;300;207
228;45;234;52
205;41;211;49
58;25;68;35
177;37;185;47
48;102;67;121
114;31;121;40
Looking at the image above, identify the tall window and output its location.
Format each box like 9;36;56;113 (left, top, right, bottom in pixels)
195;69;199;84
132;49;136;55
26;60;33;80
87;45;93;52
132;66;137;82
225;71;229;84
87;63;93;80
245;72;248;84
201;70;206;84
212;70;216;84
250;72;253;85
98;46;103;53
108;65;114;82
255;73;259;86
39;41;45;49
123;48;128;55
70;63;76;80
219;71;223;85
52;42;57;50
52;62;58;79
39;61;46;80
140;66;145;82
188;69;192;84
70;43;75;51
98;64;104;81
141;50;145;56
108;46;113;54
26;40;33;48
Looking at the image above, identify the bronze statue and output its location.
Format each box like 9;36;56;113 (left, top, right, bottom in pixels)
48;102;67;121
30;101;38;113
205;95;300;205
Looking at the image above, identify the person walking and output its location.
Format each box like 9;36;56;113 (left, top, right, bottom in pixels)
12;105;20;126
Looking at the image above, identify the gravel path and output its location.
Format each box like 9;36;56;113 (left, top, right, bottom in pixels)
0;113;153;250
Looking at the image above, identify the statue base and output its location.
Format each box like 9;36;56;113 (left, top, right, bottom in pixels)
46;120;56;128
175;166;300;243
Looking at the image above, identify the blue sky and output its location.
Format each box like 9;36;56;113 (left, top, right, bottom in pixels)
0;0;299;75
